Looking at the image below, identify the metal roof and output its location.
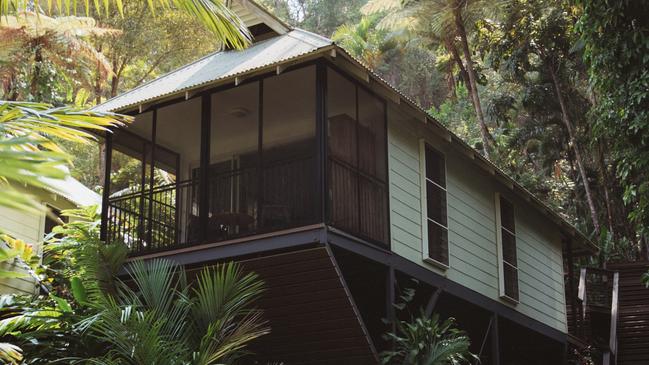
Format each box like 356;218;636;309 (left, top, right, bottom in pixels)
92;29;332;113
38;166;101;208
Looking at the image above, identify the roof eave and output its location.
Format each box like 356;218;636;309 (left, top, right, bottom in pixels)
101;44;337;115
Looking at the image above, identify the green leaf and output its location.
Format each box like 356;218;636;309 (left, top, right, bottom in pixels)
50;295;73;313
70;276;88;304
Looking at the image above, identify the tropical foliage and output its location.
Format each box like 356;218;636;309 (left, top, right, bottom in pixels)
0;12;118;102
0;0;251;50
381;312;474;365
1;207;268;364
0;235;38;279
0;101;128;211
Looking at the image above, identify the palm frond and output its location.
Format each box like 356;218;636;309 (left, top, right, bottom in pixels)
1;0;252;50
0;342;22;364
0;101;129;212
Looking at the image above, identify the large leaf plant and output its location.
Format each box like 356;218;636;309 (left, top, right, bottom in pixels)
1;207;269;364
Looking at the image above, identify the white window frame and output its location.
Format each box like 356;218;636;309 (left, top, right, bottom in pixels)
419;139;449;270
495;192;519;304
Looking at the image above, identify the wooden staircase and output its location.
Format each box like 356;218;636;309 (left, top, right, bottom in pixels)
609;262;649;365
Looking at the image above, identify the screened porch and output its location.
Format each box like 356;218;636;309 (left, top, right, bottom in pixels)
101;63;389;255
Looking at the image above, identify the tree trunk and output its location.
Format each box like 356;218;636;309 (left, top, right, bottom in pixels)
4;73;19;101
30;43;43;101
443;36;469;87
94;43;103;105
452;2;494;159
548;64;601;234
597;141;615;237
99;142;107;185
110;59;120;98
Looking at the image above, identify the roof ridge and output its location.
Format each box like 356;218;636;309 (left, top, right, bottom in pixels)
290;27;335;45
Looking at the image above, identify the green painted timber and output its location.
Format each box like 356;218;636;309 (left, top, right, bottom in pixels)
387;106;567;333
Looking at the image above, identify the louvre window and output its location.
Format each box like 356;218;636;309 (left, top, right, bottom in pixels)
497;194;519;302
422;144;448;266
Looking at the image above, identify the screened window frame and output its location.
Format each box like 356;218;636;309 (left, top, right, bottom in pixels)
419;139;449;269
324;64;390;247
495;192;520;303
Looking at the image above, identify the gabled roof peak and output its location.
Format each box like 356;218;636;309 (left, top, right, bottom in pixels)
228;0;291;39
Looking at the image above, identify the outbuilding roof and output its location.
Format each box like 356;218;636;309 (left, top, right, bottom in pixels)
38;166;101;208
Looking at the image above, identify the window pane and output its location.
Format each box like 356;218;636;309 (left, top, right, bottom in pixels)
426;182;447;226
327;69;357;166
262;66;317;230
502;229;517;265
503;264;519;300
263;66;316;161
358;87;386;181
329;160;359;233
500;197;515;233
425;146;445;188
359;176;388;243
110;131;146;196
327;67;389;246
427;221;448;265
156;98;201;182
209;82;260;241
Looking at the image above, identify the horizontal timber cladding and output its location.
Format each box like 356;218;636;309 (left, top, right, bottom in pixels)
0;205;43;295
220;247;377;365
386;108;568;334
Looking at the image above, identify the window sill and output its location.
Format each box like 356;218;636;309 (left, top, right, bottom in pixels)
423;257;449;271
499;294;519;306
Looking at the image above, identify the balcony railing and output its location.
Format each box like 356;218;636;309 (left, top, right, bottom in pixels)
106;156;318;254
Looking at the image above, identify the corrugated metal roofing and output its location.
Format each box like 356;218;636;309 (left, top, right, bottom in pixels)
38;166;101;208
92;29;332;113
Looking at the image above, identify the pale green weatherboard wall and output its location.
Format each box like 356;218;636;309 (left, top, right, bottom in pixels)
0;189;77;295
387;106;567;333
0;205;44;295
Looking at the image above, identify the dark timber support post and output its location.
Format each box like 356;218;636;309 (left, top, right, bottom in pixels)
257;80;264;229
566;238;577;334
386;265;396;349
146;108;157;247
100;132;113;242
139;142;148;251
491;313;501;365
386;266;396;323
316;62;327;223
199;93;211;242
174;153;181;244
425;287;443;317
